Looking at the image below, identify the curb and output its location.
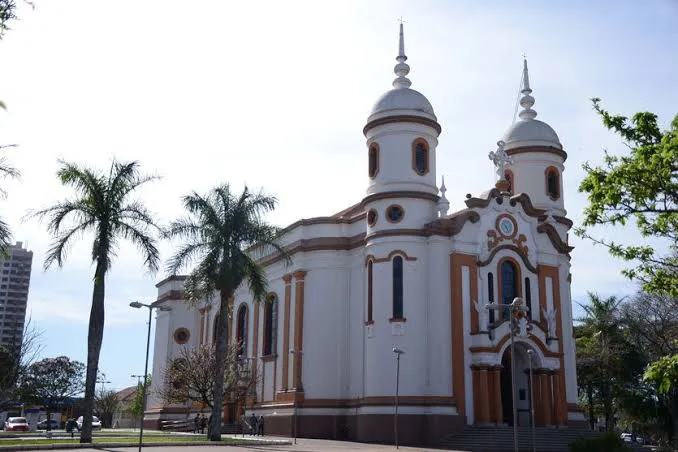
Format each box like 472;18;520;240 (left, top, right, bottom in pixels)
0;439;292;451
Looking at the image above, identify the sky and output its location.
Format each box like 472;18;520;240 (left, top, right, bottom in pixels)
0;0;676;392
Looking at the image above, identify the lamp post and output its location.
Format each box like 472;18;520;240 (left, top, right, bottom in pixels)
131;374;144;385
129;301;171;452
289;349;303;445
486;297;528;452
527;349;536;452
392;347;405;449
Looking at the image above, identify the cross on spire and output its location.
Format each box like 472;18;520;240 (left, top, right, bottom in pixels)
488;140;513;181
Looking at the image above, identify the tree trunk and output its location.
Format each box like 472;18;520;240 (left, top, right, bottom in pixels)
587;384;595;430
209;290;232;441
80;261;106;443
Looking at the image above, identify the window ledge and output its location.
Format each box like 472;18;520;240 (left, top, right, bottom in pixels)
260;354;277;362
388;317;407;323
364;320;375;326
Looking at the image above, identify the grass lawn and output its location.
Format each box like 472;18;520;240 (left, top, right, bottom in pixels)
0;435;241;447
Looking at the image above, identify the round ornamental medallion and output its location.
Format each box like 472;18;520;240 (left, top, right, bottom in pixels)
495;214;518;239
173;328;190;345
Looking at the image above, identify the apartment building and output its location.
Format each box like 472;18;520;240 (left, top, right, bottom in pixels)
0;242;33;349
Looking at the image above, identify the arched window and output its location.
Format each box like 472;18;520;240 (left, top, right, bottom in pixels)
412;139;429;175
212;311;228;346
488;272;495;325
368;144;379;178
500;260;518;321
367;260;374;324
524;277;532;319
236;304;248;357
392;256;404;320
545;167;560;199
263;296;278;356
504;170;514;194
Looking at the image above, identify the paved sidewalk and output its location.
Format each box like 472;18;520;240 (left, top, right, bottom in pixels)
48;437;463;451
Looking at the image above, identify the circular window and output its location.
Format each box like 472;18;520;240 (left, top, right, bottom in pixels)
173;328;190;345
386;205;405;223
367;209;378;226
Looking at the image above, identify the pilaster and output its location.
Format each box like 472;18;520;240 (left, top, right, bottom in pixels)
281;274;293;392
292;270;307;391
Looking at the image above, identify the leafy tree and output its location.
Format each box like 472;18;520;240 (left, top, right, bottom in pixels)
165;184;286;441
0;317;42;404
577;99;678;297
29;159;160;442
129;374;151;426
20;356;85;430
0;146;20;252
576;293;645;431
94;388;120;428
644;354;678;441
159;342;259;415
0;0;18;39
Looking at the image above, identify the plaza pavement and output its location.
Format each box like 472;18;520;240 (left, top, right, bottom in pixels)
47;436;463;451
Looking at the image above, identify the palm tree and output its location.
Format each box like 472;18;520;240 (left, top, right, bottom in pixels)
29;159;160;443
165;184;286;441
0;147;20;252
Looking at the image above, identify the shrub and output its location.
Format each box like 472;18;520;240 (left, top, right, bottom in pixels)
569;432;632;452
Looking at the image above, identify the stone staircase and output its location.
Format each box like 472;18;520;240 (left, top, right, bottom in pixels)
439;426;639;452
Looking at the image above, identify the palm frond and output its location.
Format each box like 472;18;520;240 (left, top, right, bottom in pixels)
117;221;160;273
0;217;12;254
26;200;94;235
43;220;96;270
166;242;206;276
243;257;267;302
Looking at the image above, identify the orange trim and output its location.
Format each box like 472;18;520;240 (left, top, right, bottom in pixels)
388;317;407;323
469;332;560;358
252;300;260;377
450;253;475;417
365;250;417;265
497;256;522;309
292;270;307;390
368;142;379;179
198;308;205;345
489;366;502;424
281;274;292;391
545;166;561;200
540;371;553;426
504;169;514;194
411;137;430;176
235;303;249;355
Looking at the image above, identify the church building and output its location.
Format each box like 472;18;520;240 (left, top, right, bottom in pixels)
146;25;585;445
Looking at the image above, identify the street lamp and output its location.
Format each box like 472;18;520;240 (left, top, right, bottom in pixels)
289;349;303;445
129;301;171;452
527;349;536;452
486;297;528;452
392;347;405;449
131;374;144;385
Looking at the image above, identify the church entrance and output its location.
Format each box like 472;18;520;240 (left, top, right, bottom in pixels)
500;350;514;425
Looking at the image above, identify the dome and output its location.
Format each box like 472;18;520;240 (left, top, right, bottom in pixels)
502;119;562;151
368;87;437;123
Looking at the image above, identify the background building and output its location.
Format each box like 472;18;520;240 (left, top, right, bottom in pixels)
0;241;33;349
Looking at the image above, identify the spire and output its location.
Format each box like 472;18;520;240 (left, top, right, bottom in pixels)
393;22;411;89
518;58;537;120
437;176;450;217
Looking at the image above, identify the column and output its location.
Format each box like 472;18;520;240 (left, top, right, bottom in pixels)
489;366;502;424
539;369;553;426
252;301;261;391
292;270;307;391
281;274;292;392
551;370;565;426
533;369;543;427
199;307;206;345
479;366;490;423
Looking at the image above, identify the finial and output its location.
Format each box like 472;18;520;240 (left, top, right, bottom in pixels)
437;176;450;217
393;22;411;89
518;57;537;120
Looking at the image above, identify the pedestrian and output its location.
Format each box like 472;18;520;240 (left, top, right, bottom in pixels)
257;415;264;436
206;414;212;437
201;415;208;434
194;413;201;433
249;412;258;435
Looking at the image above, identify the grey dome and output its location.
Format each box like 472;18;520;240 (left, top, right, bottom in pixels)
502;119;562;151
368;87;437;123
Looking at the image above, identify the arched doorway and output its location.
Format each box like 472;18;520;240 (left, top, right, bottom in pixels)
499;343;539;427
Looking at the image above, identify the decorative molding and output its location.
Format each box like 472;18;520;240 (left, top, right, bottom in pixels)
425;210;481;237
411;137;430;176
173;328;190;345
476;244;538;274
363;114;442;136
365;250;417;265
537;223;574;253
385;204;405;224
361;190;438;207
504;145;568;162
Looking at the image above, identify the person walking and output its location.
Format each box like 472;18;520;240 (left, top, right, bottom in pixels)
257;415;265;436
249;413;258;435
194;414;201;433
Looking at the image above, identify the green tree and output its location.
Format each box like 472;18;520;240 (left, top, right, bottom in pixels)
577;99;678;297
29;159;160;442
0;146;20;252
129;374;151;426
20;356;85;430
644;354;678;441
0;317;42;404
165;184;286;441
94;388;120;428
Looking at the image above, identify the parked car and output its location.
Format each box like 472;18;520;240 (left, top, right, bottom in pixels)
4;417;29;432
75;416;102;431
37;419;61;430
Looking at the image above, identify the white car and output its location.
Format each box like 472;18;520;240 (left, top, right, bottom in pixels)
4;417;29;432
75;416;102;431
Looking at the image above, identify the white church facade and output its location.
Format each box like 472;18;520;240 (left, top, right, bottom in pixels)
146;25;585;444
